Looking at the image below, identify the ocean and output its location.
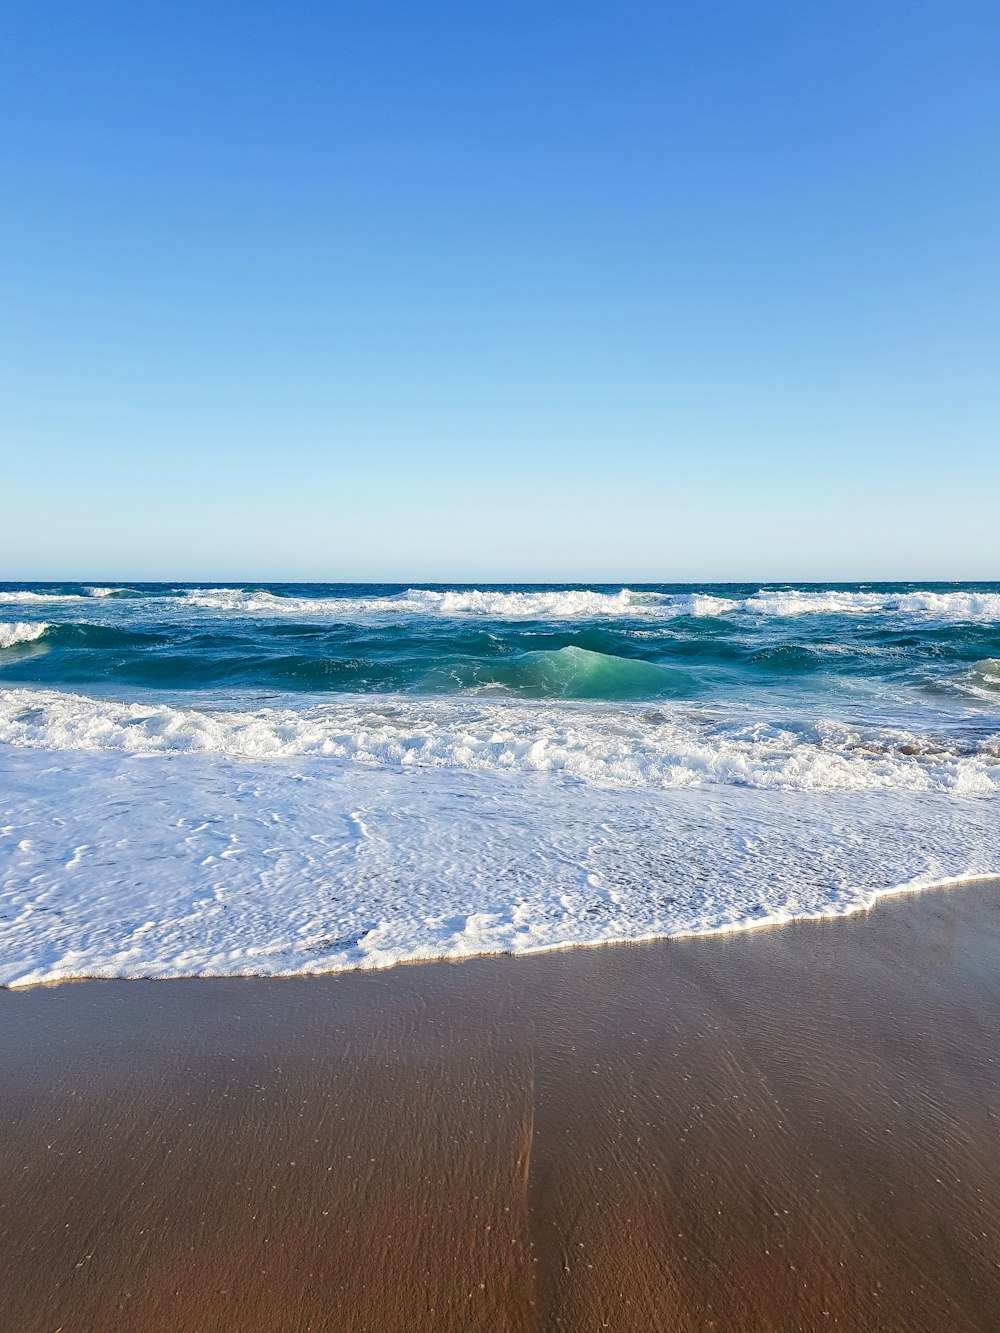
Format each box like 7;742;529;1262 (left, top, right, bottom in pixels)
1;582;998;986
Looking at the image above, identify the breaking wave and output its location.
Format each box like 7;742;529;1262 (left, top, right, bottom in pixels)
177;586;1000;623
1;686;997;795
0;622;50;650
2;584;999;622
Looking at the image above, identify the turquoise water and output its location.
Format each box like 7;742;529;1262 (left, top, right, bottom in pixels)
2;582;999;715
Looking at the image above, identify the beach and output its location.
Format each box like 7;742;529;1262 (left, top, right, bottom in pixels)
5;0;999;1321
3;877;999;1332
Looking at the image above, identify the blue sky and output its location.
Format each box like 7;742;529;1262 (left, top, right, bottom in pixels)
2;0;997;581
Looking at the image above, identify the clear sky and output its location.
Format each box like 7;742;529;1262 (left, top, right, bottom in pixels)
2;0;997;582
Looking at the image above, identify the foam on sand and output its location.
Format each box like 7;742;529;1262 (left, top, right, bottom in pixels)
1;742;998;987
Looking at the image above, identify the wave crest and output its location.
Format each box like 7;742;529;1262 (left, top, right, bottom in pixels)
3;585;999;622
177;586;1000;623
0;622;50;649
959;658;1000;699
181;587;675;619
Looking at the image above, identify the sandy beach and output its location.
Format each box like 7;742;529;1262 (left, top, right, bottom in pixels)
5;0;998;1325
2;879;1000;1332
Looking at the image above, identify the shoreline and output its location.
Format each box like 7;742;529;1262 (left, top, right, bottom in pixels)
4;868;999;991
3;877;1000;1330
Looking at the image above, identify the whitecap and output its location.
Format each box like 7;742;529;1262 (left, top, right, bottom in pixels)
174;586;1000;624
0;622;49;650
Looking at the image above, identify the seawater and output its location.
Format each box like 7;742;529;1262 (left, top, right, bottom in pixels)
1;582;998;985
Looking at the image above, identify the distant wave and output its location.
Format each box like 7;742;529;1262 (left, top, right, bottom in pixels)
731;589;1000;620
2;687;997;795
0;587;129;604
0;622;49;650
177;586;1000;623
180;586;675;619
3;584;999;622
0;591;89;604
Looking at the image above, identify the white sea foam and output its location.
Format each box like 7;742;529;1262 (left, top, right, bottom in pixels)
0;744;997;987
176;586;1000;623
738;589;1000;619
0;622;49;649
2;585;998;621
180;586;676;619
0;588;126;604
0;591;89;604
639;588;1000;621
1;687;997;794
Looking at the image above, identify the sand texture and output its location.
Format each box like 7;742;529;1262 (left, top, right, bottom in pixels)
2;880;1000;1331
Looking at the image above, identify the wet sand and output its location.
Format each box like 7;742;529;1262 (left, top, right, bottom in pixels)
2;881;1000;1332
